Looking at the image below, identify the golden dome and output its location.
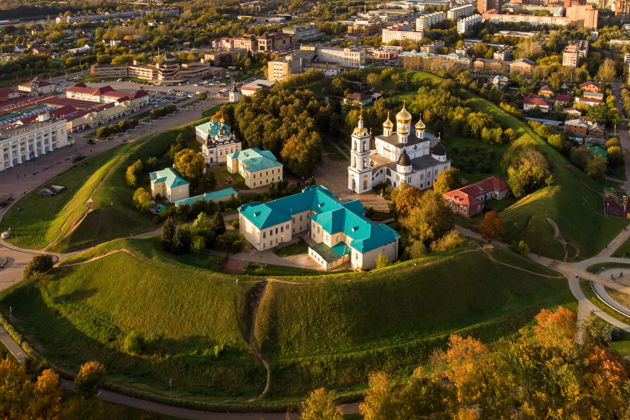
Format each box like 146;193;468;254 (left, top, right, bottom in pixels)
383;112;394;129
398;124;409;135
396;102;412;124
415;118;425;130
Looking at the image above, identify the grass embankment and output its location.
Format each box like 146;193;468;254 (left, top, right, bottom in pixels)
254;246;573;397
613;236;630;257
1;114;214;252
463;94;628;260
579;280;630;325
0;239;572;405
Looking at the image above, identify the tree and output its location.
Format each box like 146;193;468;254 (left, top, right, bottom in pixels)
517;240;529;256
391;184;423;217
375;253;391;269
359;372;398;420
132;188;152;213
161;217;175;251
532;307;577;350
547;134;565;151
366;73;382;91
125;159;143;188
215;232;244;253
173;149;204;182
596;58;616;83
300;388;343;420
403;190;454;247
171;225;189;255
477;211;505;242
586;154;606;182
23;254;54;279
74;361;106;398
433;168;461;194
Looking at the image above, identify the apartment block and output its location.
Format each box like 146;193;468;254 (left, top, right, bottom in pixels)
382;26;424;43
447;4;475;19
282;23;324;41
415;11;446;31
562;40;589;68
457;14;482;34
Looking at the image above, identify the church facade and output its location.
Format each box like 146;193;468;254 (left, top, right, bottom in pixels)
347;104;451;193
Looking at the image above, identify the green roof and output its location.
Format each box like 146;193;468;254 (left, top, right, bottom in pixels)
589;145;607;158
149;167;189;188
310;242;345;263
174;188;238;207
195;120;232;138
239;185;399;253
228;148;282;173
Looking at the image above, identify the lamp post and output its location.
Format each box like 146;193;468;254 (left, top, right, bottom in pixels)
169;378;173;398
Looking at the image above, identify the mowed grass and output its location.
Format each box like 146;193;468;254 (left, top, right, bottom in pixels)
254;247;574;396
0;245;265;402
1;115;214;252
0;147;123;249
462;94;628;260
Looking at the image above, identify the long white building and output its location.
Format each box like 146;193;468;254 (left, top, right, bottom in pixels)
457;14;482;34
447;4;475;20
0;117;70;172
382;26;424;43
416;11;446;31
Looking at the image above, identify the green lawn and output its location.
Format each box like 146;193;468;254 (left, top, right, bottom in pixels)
612;236;630;257
273;239;309;257
1;115;216;252
586;262;630;274
610;329;630;356
0;239;573;405
245;263;334;277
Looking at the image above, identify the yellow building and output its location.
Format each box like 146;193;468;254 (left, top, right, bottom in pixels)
227;148;283;188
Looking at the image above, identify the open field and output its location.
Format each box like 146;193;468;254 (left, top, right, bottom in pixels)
0;239;573;406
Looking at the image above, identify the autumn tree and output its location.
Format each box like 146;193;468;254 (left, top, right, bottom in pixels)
300;388;343;420
125;159;143;188
173;148;204;183
390;183;423;217
132;188;152;213
596;58;616;83
477;210;506;242
403;190;454;248
74;361;106;398
23;254;54;279
433;167;461;194
532;307;577;350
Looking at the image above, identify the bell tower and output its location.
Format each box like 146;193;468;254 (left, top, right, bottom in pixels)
347;113;373;194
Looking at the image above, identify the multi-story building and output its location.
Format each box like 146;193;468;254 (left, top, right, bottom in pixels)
477;0;502;13
565;4;598;30
239;185;400;270
234;34;259;52
149;167;190;203
18;78;56;96
616;0;630;19
226;148;283;188
510;58;536;76
493;45;513;60
562;40;588;68
0;117;69;172
382;26;424;43
309;46;366;67
267;50;311;81
257;32;295;52
416;11;446;31
457;14;482;34
443;176;509;217
212;37;235;50
447;4;475;19
65;84;149;108
282;24;324;41
483;5;597;28
195;119;242;164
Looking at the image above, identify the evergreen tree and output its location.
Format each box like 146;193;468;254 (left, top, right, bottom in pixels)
161;217;175;251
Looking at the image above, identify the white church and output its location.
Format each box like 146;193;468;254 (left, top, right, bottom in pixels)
347;103;451;193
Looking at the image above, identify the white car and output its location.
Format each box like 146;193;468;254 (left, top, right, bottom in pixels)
1;231;10;239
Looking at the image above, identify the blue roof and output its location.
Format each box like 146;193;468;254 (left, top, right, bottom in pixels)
228;148;282;172
196;120;232;138
149;167;189;188
239;185;399;253
174;188;238;206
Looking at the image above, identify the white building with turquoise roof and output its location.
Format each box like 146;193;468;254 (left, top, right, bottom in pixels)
227;148;283;189
149;167;190;203
195;118;241;165
239;185;400;270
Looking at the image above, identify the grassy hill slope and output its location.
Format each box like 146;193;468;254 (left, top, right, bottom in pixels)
462;94;627;260
254;246;573;396
0;116;210;252
0;238;572;405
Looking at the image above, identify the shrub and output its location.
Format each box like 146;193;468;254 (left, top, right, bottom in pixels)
430;230;466;252
215;232;244;253
123;331;145;354
517;240;530;256
23;254;54;279
375;253;391;269
74;361;106;398
132;188;152;213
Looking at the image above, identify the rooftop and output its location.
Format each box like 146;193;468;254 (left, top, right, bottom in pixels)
149;167;189;188
174;188;238;207
229;147;282;173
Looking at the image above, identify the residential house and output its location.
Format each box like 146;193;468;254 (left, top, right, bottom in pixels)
523;95;550;112
575;96;603;107
554;94;572;108
510;58;535;76
579;81;601;93
344;92;375;107
443;176;510;218
238;185;400;270
538;84;555;98
18;78;56;96
227;148;283;188
149;167;190;203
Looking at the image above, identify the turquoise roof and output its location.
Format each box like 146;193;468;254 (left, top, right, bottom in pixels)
196;120;232;138
174;188;238;207
149;167;189;188
239;185;399;253
228;148;282;173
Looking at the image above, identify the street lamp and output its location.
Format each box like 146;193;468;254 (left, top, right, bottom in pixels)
169;378;173;398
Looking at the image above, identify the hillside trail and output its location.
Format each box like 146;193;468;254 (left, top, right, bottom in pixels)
546;218;569;262
477;244;564;279
245;280;271;402
55;248;140;267
43;154;123;251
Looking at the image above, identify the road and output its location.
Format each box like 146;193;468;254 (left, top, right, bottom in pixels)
611;79;630;196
